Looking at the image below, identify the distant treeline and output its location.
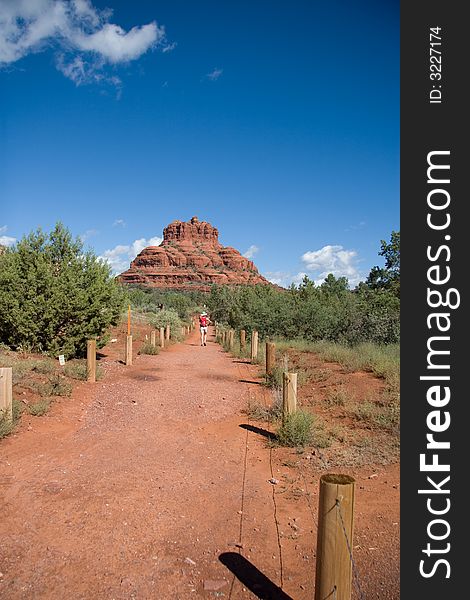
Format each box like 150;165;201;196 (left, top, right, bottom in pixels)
207;275;399;345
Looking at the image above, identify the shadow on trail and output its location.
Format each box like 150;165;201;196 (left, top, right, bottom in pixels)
239;424;276;441
219;553;293;600
239;379;263;385
127;373;160;381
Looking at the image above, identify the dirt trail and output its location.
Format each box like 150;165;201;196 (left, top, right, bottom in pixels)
0;328;399;599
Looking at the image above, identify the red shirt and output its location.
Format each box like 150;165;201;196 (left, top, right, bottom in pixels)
199;316;208;327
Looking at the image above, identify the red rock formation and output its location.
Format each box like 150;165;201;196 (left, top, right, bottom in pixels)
118;216;271;291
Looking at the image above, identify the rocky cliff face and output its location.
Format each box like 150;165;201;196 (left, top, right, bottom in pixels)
118;216;271;291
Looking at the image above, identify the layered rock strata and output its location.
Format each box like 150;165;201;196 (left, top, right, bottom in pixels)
118;216;271;291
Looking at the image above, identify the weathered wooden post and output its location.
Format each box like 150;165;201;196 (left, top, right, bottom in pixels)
250;330;259;362
228;329;234;350
282;372;297;419
150;330;157;346
240;329;246;350
87;339;97;382
159;327;165;348
222;330;226;345
266;342;275;376
165;324;170;340
126;335;133;366
0;367;13;424
315;474;356;600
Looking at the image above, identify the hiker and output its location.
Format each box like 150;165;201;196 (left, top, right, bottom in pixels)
199;311;210;346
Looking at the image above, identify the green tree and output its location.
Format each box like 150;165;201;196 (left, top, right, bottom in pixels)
0;223;125;357
367;231;400;296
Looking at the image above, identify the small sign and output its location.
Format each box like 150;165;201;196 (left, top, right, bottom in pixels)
58;355;65;366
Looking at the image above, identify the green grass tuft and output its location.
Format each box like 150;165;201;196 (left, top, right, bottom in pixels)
275;411;314;447
138;341;160;355
37;375;72;397
0;399;23;439
28;398;51;416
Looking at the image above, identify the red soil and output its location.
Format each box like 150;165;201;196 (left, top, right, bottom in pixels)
0;326;399;599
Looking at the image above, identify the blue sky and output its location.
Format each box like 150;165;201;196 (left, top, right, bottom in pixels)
0;0;399;287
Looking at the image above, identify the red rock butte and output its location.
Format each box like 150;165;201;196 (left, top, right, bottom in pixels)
118;216;271;292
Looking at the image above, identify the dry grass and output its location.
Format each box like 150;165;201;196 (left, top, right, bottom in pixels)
0;399;23;439
28;398;52;416
138;341;160;355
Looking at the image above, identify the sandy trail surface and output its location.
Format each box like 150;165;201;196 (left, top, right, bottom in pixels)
0;327;399;599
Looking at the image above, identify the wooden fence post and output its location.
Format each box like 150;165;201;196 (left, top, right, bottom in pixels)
0;367;13;424
160;327;165;348
126;335;133;366
250;330;259;362
282;372;297;419
240;329;246;350
315;474;356;600
150;330;156;346
87;339;97;382
165;324;170;341
266;342;275;376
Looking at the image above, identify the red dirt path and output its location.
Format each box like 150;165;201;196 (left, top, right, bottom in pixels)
0;327;399;599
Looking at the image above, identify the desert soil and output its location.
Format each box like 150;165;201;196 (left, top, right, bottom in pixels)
0;326;399;599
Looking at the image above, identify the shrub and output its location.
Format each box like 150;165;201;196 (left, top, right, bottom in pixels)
31;359;57;374
325;386;349;407
276;411;314;447
139;341;160;355
148;309;183;341
0;223;125;358
63;361;103;381
0;399;23;439
244;394;282;423
28;399;51;416
37;375;72;397
127;286;204;320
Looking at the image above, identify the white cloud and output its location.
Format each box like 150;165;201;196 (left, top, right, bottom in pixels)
264;271;307;288
206;67;223;81
112;218;126;227
0;225;16;246
0;0;168;85
243;245;259;259
345;220;366;232
301;244;363;286
162;41;177;53
0;235;16;247
72;22;161;63
100;235;162;274
80;228;98;241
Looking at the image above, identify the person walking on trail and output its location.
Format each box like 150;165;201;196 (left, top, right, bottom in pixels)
199;312;210;346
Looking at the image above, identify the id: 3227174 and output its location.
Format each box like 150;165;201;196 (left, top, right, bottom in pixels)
429;26;442;104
